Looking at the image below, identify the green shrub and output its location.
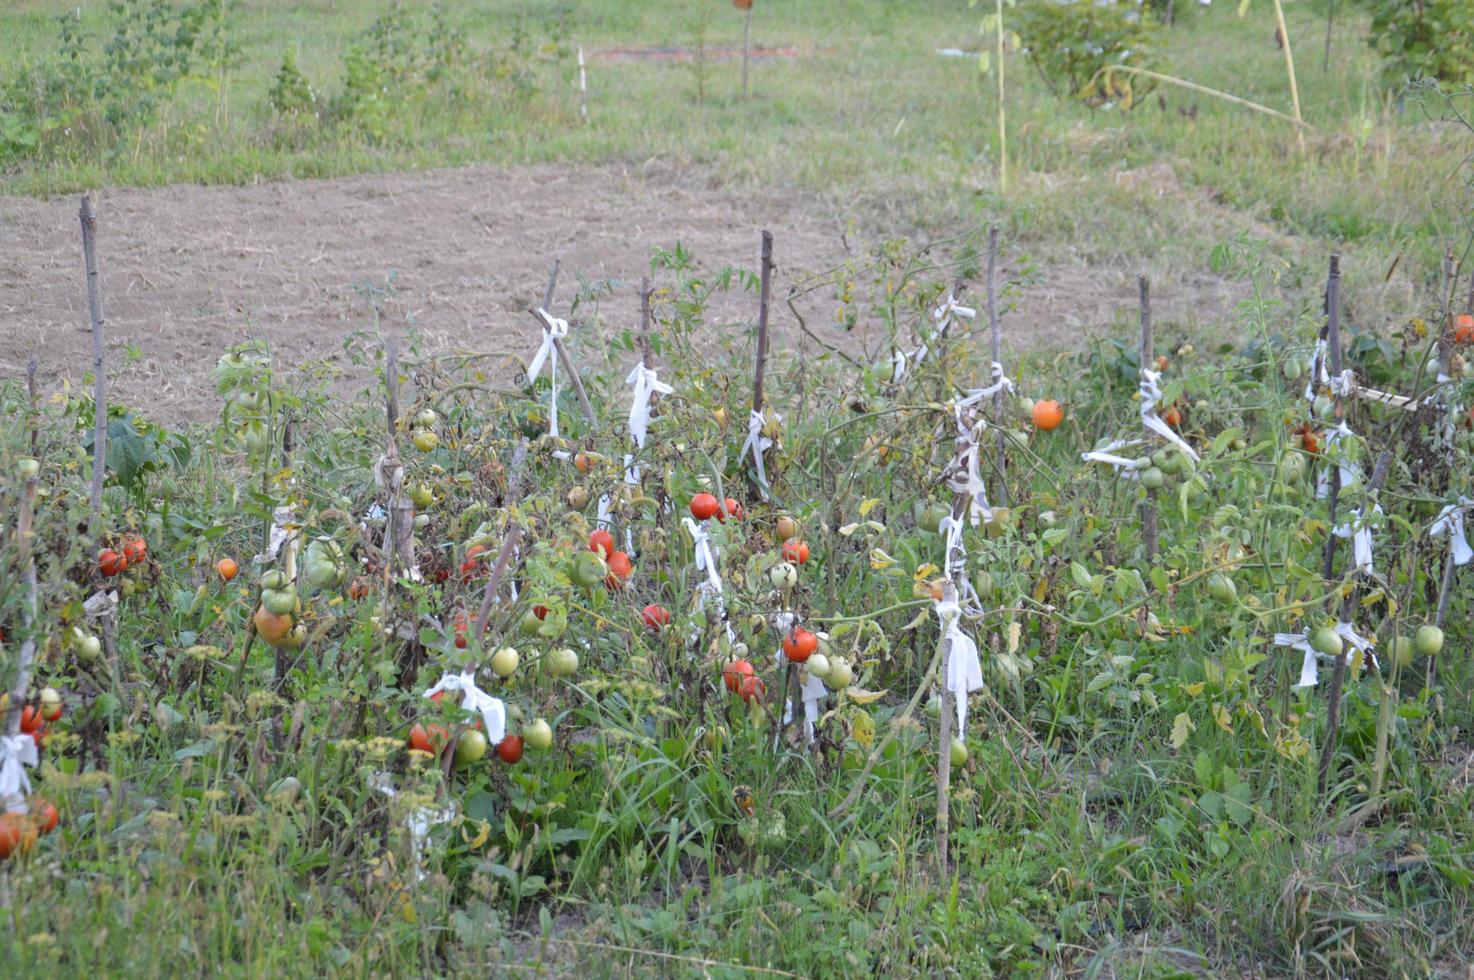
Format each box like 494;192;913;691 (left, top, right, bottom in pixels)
1365;0;1474;88
1014;0;1165;109
267;50;315;118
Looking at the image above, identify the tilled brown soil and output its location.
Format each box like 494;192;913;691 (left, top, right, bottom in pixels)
0;162;1240;425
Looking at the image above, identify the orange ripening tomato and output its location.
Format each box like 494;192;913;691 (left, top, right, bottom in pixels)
1301;431;1321;456
780;539;810;564
0;812;38;860
605;550;633;588
216;557;239;581
30;799;58;835
1032;400;1065;431
1454;313;1474;344
1162;406;1183;430
122;535;147;564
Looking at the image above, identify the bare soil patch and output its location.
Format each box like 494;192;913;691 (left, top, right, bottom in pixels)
0;162;1241;425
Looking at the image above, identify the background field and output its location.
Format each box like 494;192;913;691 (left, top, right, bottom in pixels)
2;0;1469;423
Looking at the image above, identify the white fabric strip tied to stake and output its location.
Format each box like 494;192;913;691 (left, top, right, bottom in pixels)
1303;338;1331;405
934;594;984;738
1138;368;1200;464
775;644;828;744
1274;622;1376;689
1332;503;1383;576
742;410;775;499
1314;422;1361;500
892;295;978;384
947;369;1012;527
0;733;39;814
369;772;457;883
424;671;507;745
528;308;570;442
683;517;735;642
1429;498;1474;566
624;361;672;485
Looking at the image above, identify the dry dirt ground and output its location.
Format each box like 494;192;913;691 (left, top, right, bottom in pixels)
0;163;1243;425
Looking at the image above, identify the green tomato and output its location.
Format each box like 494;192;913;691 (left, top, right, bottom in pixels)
1151;449;1179;475
411;484;434;509
262;587;297;616
1310;626;1343;658
916;501;951;534
949;737;969;767
261;569;289;591
1206;573;1237;604
571;551;608;589
519;610;543;637
1139;467;1166;491
454;729;488;767
524;719;553;750
1415;625;1445;657
490;646;520;677
414;409;440;429
547;647;579;677
412;429;440;452
1389;635;1415;670
241;422;269;455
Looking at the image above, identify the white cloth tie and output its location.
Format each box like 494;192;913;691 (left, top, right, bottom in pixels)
1332;504;1382;575
1315;422;1360;500
1430;499;1474;566
1139;369;1200;463
934;597;983;737
528;308;570;439
625;361;673;483
742;410;774;498
0;733;38;814
424;671;506;745
1274;622;1375;688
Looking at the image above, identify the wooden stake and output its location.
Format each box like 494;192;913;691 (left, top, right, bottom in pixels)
81;195;107;555
986;228;1006;506
4;364;42;742
742;7;752;99
1271;0;1306;153
1323;0;1335;73
1313;253;1348;797
1318;450;1391;796
531;261;597;427
639;275;654;366
1139;275;1158;563
748;231;774;499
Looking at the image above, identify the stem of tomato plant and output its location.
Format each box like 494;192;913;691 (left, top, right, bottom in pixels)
1139;275;1158;564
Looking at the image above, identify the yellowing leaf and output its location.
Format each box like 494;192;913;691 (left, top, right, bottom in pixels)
845;687;889;705
858;497;883;518
1170;712;1195;750
1180;681;1206;697
913;563;940;582
1007;621;1022;655
1212;703;1233;733
869;549;897;571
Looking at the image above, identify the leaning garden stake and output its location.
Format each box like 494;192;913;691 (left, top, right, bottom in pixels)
986;228;1006;504
744;231;775;500
526;261;596;448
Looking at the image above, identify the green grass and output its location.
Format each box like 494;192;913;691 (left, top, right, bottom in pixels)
2;0;1471;305
2;233;1474;975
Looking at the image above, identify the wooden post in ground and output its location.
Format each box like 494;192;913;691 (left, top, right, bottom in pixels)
986;228;1006;506
748;231;774;500
742;6;753;98
1139;275;1158;562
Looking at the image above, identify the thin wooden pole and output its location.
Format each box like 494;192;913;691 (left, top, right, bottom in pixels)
986;228;1006;506
1315;254;1348;798
81;195;107;555
4;364;42;742
1139;275;1158;562
531;260;596;427
639;276;653;366
1323;0;1335;73
1271;0;1306;153
742;8;752;99
748;231;773;499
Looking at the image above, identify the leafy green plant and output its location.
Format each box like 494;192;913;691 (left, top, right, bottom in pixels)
1365;0;1474;88
1014;0;1164;108
267;49;314;118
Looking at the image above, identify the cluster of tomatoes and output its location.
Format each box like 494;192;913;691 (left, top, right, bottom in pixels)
97;533;148;578
2;688;65;860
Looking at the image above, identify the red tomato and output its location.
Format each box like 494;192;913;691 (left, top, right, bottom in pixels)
19;705;40;734
720;498;743;521
782;628;818;663
588;530;615;559
408;723;450;754
723;659;755;693
642;604;672;630
99;549;127;577
497;735;525;764
532;604;550;620
460;544;488;582
605;550;633;588
0;812;36;860
30;799;58;835
122;535;147;564
689;493;720;521
739;674;765;703
780;539;810;564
